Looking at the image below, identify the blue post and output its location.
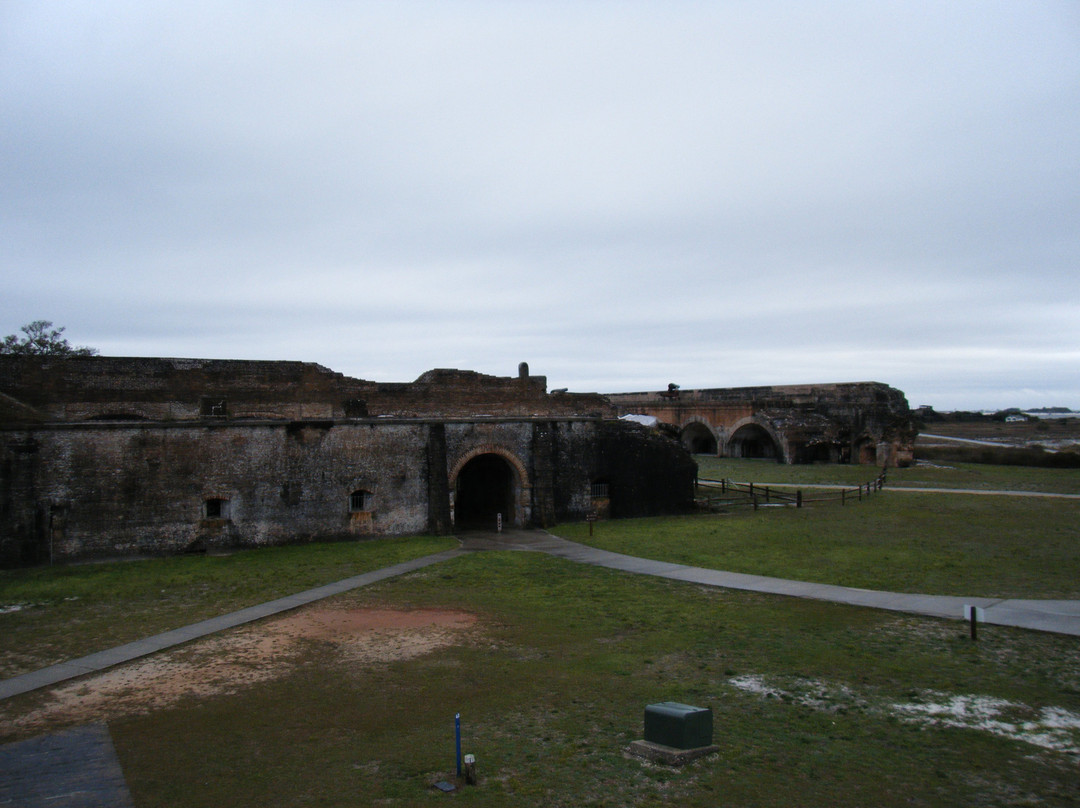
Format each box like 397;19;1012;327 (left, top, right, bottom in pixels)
455;713;462;777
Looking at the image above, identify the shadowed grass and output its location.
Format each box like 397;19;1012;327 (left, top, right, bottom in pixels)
0;535;457;678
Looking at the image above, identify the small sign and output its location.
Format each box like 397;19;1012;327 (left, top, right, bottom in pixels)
586;512;598;522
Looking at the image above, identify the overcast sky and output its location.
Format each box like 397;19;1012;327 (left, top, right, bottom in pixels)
2;2;1078;410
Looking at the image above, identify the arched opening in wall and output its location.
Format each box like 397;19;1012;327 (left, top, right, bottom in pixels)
454;453;516;530
728;424;780;460
854;438;878;465
680;422;717;455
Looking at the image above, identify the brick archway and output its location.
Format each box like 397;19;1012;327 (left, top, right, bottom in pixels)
723;417;785;461
679;418;719;455
449;445;531;529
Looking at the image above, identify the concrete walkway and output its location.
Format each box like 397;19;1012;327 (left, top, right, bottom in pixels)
0;549;464;702
3;532;1079;704
885;486;1080;499
459;531;1080;636
0;723;134;808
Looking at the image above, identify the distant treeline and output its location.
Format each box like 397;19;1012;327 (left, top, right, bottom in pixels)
916;444;1080;468
917;407;1074;423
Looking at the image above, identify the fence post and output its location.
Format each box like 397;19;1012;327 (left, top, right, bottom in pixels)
797;490;802;508
749;482;754;499
841;489;846;506
764;486;770;503
753;494;759;511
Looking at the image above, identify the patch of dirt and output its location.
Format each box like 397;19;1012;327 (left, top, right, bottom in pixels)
1;607;477;734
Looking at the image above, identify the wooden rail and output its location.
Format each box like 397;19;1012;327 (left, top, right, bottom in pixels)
695;469;887;512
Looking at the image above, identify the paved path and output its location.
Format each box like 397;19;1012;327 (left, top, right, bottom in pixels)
0;549;463;702
0;723;133;808
918;433;1019;447
460;531;1080;636
885;486;1080;498
3;532;1079;705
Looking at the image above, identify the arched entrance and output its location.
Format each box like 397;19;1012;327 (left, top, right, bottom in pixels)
680;422;718;455
727;423;781;460
853;437;878;465
454;453;516;530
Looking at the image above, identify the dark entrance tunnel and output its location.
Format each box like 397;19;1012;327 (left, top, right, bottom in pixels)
680;423;718;455
454;453;515;530
727;424;780;460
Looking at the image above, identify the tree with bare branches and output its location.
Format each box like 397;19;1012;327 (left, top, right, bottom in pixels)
0;320;98;356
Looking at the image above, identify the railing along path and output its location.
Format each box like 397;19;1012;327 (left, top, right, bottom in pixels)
696;469;887;511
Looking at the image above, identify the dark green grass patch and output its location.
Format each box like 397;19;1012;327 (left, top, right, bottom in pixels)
694;456;1080;494
0;535;456;678
93;554;1080;807
553;496;1080;599
695;456;885;487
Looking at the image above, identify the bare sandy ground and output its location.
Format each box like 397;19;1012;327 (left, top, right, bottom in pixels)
0;607;477;735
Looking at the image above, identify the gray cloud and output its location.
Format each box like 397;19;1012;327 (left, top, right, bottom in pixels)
2;1;1079;410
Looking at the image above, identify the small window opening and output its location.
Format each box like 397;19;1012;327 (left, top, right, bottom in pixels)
590;481;609;498
350;490;373;512
204;498;230;519
200;397;228;417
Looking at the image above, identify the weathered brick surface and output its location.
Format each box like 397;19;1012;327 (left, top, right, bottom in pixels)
608;382;917;466
0;356;923;566
0;357;611;421
0;357;693;566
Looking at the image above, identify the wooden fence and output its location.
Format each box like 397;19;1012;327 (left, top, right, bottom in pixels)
695;469;887;512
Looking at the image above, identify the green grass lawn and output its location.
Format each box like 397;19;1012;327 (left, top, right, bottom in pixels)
2;464;1079;806
695;456;1080;494
0;535;457;679
90;557;1080;806
553;495;1080;599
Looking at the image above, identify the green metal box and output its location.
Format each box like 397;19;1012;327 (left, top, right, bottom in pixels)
643;702;713;749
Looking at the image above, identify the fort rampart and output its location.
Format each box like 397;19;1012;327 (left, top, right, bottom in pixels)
0;357;694;566
608;382;916;466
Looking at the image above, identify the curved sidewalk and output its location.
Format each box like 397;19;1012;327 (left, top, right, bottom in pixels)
0;549;465;702
461;531;1080;637
4;533;1079;703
